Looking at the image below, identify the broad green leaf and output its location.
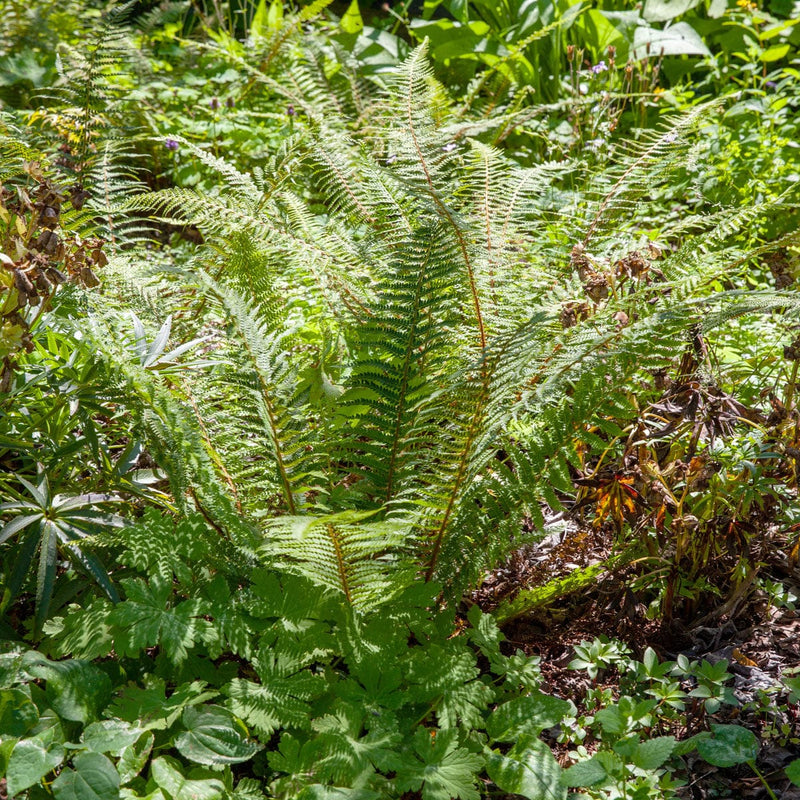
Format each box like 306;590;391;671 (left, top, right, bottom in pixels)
81;720;143;754
643;0;702;22
6;738;65;796
52;752;120;800
696;725;759;768
560;757;607;788
249;0;268;37
267;0;283;29
151;757;225;800
486;693;570;742
340;0;363;35
118;732;154;785
174;705;261;765
574;10;626;58
22;654;112;724
486;741;566;799
632;22;710;59
787;758;800;787
0;688;39;736
761;44;791;62
0;738;15;776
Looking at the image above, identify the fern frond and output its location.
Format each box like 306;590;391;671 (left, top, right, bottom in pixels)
262;511;416;610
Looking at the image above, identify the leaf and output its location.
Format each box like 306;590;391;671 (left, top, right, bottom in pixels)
394;728;483;800
117;732;154;784
643;0;702;22
22;653;112;724
340;0;363;35
174;705;262;765
632;21;710;59
81;720;144;754
560;756;607;788
52;752;120;800
109;576;209;664
486;693;570;742
6;737;65;796
630;736;676;769
0;688;39;736
150;756;225;800
109;679;217;731
696;725;759;768
787;759;800;787
486;741;566;800
761;44;791;62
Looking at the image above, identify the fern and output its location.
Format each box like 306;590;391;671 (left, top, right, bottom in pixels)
94;41;800;610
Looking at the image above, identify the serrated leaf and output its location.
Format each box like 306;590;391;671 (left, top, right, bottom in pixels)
787;759;800;787
631;736;676;769
52;752;120;800
6;737;65;796
175;705;261;765
109;576;209;664
696;725;759;768
394;728;483;800
486;741;566;799
560;756;607;788
486;693;570;742
224;673;320;736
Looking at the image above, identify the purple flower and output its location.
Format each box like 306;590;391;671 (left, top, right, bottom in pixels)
765;80;777;90
209;96;220;110
442;142;457;152
164;138;179;151
591;61;608;74
287;104;296;117
225;96;235;109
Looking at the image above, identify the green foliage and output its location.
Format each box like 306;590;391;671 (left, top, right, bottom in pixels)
1;4;799;800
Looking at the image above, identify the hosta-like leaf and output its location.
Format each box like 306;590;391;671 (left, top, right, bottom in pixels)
150;756;225;800
81;720;143;754
486;741;566;800
52;752;120;800
6;737;65;796
21;653;112;724
117;732;154;784
696;725;759;768
786;759;800;787
486;693;570;742
0;688;39;736
174;705;261;765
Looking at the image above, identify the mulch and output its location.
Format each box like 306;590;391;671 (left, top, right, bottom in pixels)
473;521;800;799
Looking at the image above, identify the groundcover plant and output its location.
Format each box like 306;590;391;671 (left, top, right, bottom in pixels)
1;1;800;798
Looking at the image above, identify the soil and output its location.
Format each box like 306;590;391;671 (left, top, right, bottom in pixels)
473;520;800;799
